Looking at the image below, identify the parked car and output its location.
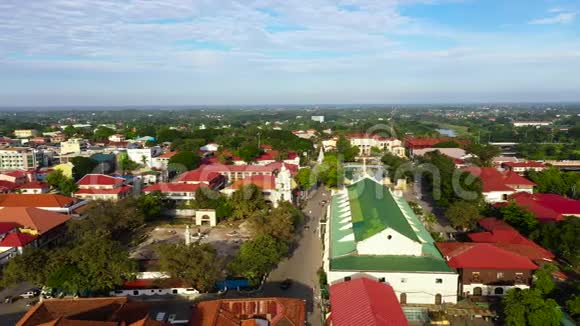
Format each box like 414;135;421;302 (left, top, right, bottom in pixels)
20;289;40;299
168;314;176;323
155;312;166;321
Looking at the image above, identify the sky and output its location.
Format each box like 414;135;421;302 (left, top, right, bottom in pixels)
0;0;579;106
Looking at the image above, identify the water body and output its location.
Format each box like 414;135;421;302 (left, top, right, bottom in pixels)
436;128;456;137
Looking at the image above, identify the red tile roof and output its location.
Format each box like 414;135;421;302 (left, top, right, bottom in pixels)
18;182;49;189
503;161;546;168
0;232;38;247
0;207;71;234
229;175;276;190
175;169;222;183
405;137;464;149
509;192;580;222
157;151;180;159
0;194;77;208
329;278;408;326
462;167;535;192
0;180;19;191
0;222;18;234
77;174;125;186
3;170;28;178
144;183;206;193
75;185;133;195
190;297;306;326
436;242;538;270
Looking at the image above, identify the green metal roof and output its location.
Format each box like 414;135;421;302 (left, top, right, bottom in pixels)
330;192;356;258
347;178;419;242
331;255;454;273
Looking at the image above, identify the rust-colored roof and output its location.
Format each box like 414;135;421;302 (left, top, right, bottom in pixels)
17;297;155;326
190;297;306;326
0;194;76;208
229;175;276;190
0;207;71;234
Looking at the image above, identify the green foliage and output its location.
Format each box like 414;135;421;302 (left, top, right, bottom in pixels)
466;143;501;167
531;218;580;268
93;127;116;141
229;184;266;220
249;202;303;243
63;125;78;137
192;188;232;219
171;138;205;152
336;136;359;162
258;130;313;154
229;235;288;284
433;141;461;148
0;247;51;287
70;156;99;181
420;151;482;207
567;295;580;317
500;202;538;236
155;242;221;292
46;170;78;196
503;289;561;326
445;200;481;230
533;264;557;295
526;168;580;199
381;152;411;180
295;167;314;189
137;192;170;221
236;144;262;163
168;151;201;171
157;128;184;143
316;154;343;188
117;152;141;174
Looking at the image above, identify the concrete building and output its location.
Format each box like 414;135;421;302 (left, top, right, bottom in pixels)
74;174;133;201
13;129;38;138
0;148;43;170
311;115;325;123
347;134;405;157
462;167;535;203
59;138;88;155
512;121;552;127
323;177;459;305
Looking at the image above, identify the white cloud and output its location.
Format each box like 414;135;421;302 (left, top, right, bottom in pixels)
529;12;576;25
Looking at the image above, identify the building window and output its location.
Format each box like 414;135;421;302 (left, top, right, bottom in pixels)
378;277;385;283
494;287;504;295
344;277;351;282
401;278;407;283
133;290;139;296
435;278;443;284
472;272;481;282
497;272;504;279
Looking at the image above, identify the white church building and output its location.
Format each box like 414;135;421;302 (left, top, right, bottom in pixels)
323;177;458;305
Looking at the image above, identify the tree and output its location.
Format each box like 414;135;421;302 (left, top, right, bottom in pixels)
63;125;78;137
370;146;382;156
0;247;51;287
567;295;580;318
434;141;461;148
192;187;232;219
531;218;580;268
117;152;141;174
445;200;481;230
70;156;99;181
156;242;221;292
526;168;580;199
47;232;137;294
93;127;116;141
316;154;343;188
466;144;501;167
381;152;411;180
336;136;359;161
137;192;169;221
533;264;557;295
168;151;201;171
500;202;538;236
295;168;314;190
249;202;302;243
503;289;561;326
229;235;288;284
229;184;266;220
237;144;262;163
45;170;78;196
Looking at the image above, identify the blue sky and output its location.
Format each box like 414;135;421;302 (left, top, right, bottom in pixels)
0;0;579;106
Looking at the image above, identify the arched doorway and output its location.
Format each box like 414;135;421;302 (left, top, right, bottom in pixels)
435;294;442;305
399;293;407;304
473;287;483;296
494;287;504;295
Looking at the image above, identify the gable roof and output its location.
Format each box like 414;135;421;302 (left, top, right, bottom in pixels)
347;178;419;242
77;174;125;186
190;297;305;326
143;183;206;193
175;169;222;183
462;167;535;192
0;221;19;234
436;242;538;270
330;278;408;326
509;192;580;222
18;182;49;190
229;175;276;190
0;232;38;247
75;185;133;195
0;207;71;234
0;194;77;208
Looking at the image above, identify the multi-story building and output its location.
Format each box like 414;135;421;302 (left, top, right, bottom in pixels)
60;138;88;155
127;147;162;168
323;177;459;305
74;174;133;201
512;121;552;127
501;161;547;174
13;129;38;138
0;148;42;170
346;134;405;157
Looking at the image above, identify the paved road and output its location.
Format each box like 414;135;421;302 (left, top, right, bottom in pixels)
262;187;328;326
0;282;37;325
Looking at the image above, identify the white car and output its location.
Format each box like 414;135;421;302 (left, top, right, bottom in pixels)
20;290;39;299
168;314;176;323
155;312;166;321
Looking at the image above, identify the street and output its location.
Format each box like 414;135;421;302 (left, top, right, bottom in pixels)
0;282;36;326
262;187;327;326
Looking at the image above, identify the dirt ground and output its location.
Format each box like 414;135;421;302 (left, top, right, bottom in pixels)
130;221;253;261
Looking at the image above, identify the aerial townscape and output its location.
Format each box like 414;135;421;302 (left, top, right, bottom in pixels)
0;1;579;326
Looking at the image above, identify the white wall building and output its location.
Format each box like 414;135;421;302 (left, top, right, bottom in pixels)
127;147;162;168
347;134;405;157
323;177;458;305
311;115;325;123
